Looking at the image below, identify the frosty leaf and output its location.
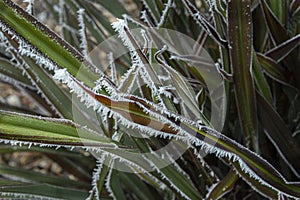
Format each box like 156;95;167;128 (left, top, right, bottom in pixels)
0;164;89;189
206;170;238;200
77;8;89;59
182;0;228;47
89;154;111;200
64;69;300;198
0;183;88;200
157;0;172;28
265;34;300;62
0;0;100;87
140;0;159;25
155;47;209;125
0;110;116;148
228;0;258;151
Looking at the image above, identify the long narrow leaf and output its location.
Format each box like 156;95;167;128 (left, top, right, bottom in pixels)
0;110;115;148
228;0;258;150
257;92;300;178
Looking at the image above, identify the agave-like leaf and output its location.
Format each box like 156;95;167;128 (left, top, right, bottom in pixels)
265;34;300;62
67;71;300;198
260;0;289;44
0;164;89;189
0;57;32;88
257;92;300;178
1;1;299;199
0;110;115;148
0;0;100;87
0;182;88;200
230;160;278;199
256;53;287;83
206;170;238;200
252;51;272;103
228;0;258;151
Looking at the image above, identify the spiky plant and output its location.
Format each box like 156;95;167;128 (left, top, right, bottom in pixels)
0;0;299;199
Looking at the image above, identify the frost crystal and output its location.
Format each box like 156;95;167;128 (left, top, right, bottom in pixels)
107;52;118;84
111;19;144;66
23;0;34;14
140;10;153;27
88;154;108;200
77;8;89;59
140;0;158;25
143;155;191;200
157;0;172;27
104;161;116;199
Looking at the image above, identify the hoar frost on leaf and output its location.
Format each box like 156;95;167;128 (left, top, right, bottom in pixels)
142;155;191;200
104;161;116;199
44;67;296;198
118;63;139;93
88;154;109;200
122;14;147;30
23;0;34;14
111;19;137;56
0;138;100;153
0;25;66;116
77;8;89;59
111;19;167;108
157;0;173;27
52;34;293;198
0;192;61;200
107;52;118;84
140;10;153;27
140;0;158;25
53;68;178;141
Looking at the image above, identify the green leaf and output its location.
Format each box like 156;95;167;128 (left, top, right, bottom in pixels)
0;182;88;200
260;0;289;44
265;34;300;62
257;92;300;178
252;52;272;103
0;57;32;87
206;170;238;200
256;53;287;83
0;0;98;87
0;164;89;189
0;111;114;147
230;161;278;199
228;0;258;150
268;0;286;24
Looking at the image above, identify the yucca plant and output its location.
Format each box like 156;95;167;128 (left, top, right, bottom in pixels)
0;0;299;199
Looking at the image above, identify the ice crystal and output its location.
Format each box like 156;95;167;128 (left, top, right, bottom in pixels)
77;9;89;59
143;155;191;200
23;0;34;14
0;192;60;200
140;0;158;25
57;0;65;36
182;0;227;46
157;0;172;27
140;10;153;27
104;161;116;199
118;64;139;93
107;52;117;84
88;154;108;200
